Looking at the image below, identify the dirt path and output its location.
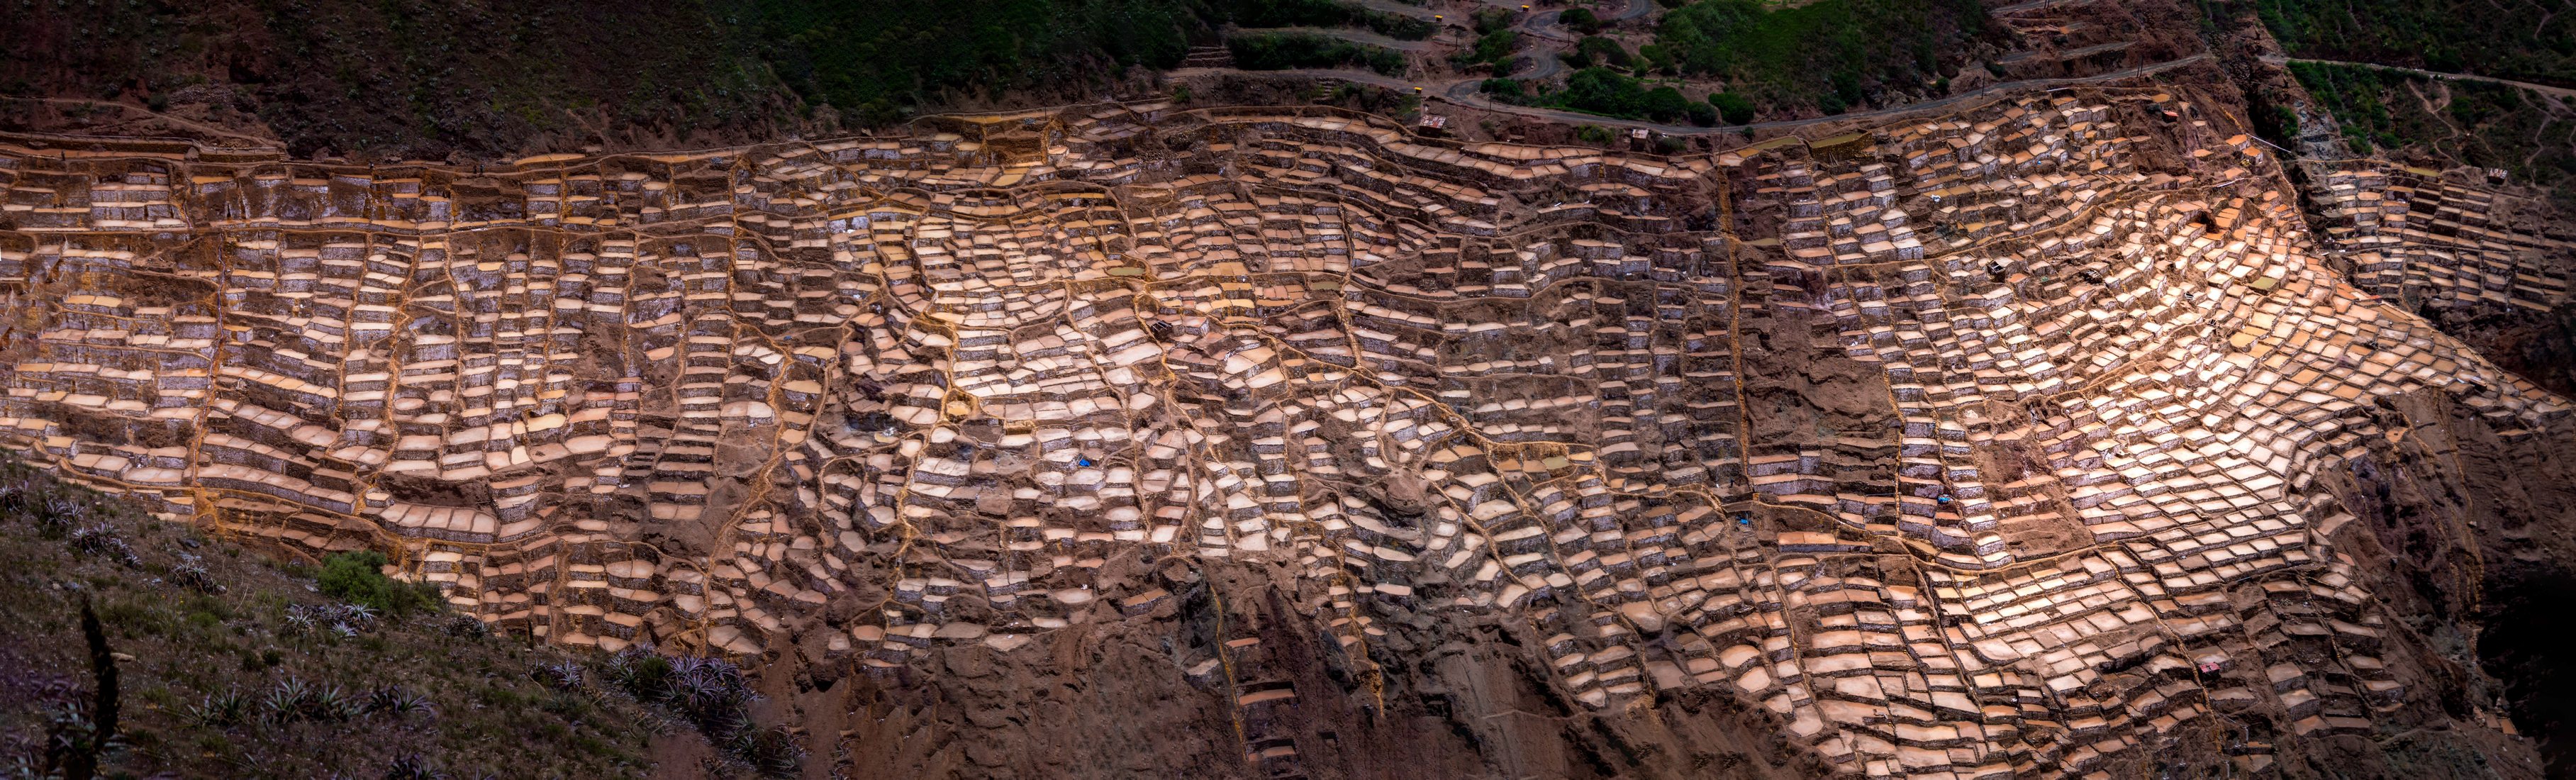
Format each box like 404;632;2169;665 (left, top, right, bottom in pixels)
1179;52;2207;135
1429;52;2210;134
1;96;278;147
1517;9;1580;43
2270;56;2576;100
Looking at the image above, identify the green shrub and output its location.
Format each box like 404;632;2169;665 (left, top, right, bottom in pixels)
1685;101;1718;126
1575;124;1615;144
1559;7;1601;34
316;551;444;615
1636;43;1677;74
1642;85;1691;122
1562;67;1645;116
1574;36;1632;69
1708;91;1754;124
1456;28;1519;69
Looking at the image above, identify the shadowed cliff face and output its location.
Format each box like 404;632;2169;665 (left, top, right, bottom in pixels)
2319;389;2576;778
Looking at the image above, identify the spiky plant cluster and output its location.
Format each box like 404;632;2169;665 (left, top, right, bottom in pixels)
596;645;800;776
0;472;106;541
727;725;807;778
362;686;435;721
174;681;429;754
167;555;225;594
260;676;357;725
654;654;756;736
182;689;252;729
284;602;379;637
67;524;138;567
533;662;583;691
36;700;113;777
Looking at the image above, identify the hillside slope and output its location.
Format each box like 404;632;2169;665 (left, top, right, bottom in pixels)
0;459;673;779
0;0;1211;160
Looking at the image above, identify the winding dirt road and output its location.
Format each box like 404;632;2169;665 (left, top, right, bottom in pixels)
2268;56;2576;101
1176;52;2209;136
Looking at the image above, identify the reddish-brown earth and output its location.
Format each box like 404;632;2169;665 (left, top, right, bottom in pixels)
4;4;2576;777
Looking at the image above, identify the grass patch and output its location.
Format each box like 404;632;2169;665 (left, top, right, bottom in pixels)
0;460;682;778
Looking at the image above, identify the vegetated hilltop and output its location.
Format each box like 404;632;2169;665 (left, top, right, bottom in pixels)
2287;61;2576;206
0;0;1228;160
1652;0;2000;116
2246;0;2576;87
0;460;799;779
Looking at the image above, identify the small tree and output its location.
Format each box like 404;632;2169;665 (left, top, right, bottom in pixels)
1559;7;1601;34
1708;91;1754;125
1685;101;1718;126
318;550;445;615
1643;86;1690;123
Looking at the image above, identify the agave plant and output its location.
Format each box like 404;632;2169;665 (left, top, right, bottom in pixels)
365;685;437;721
601;647;674;698
32;496;84;532
68;524;138;566
335;603;379;625
535;662;583;691
183;688;251;729
727;725;805;778
264;676;313;725
305;683;355;722
168;559;226;594
40;700;116;776
389;690;435;721
669;657;757;735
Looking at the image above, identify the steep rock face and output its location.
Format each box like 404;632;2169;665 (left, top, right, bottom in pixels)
0;65;2570;780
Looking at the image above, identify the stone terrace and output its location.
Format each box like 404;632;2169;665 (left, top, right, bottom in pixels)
0;89;2563;779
